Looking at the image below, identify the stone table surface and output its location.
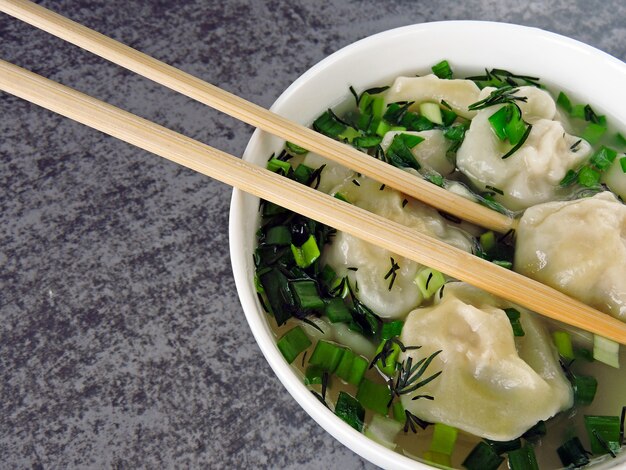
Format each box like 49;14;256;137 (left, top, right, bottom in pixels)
1;1;625;469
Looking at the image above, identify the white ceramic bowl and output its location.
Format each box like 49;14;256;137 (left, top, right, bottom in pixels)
229;21;626;469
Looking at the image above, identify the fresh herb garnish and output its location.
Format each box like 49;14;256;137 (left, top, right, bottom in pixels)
468;86;528;111
404;410;431;433
389;350;443;402
384;257;401;290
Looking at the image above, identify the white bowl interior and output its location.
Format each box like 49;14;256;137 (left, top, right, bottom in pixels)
230;21;626;470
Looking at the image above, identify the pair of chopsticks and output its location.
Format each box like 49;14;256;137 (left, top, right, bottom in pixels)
1;0;625;345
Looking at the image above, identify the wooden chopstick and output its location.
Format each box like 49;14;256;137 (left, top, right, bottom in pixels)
1;59;624;345
0;0;515;233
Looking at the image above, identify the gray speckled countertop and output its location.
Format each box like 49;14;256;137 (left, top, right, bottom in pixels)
1;1;625;468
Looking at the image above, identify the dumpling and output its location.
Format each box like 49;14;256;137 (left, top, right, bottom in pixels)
400;283;573;441
515;192;626;321
302;152;354;194
384;74;481;119
456;86;592;211
380;130;455;176
322;176;474;319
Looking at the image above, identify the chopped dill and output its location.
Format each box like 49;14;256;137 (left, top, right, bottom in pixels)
501;123;533;159
369;337;420;371
404;410;430;433
384;257;401;290
352;179;361;186
389;350;443;402
468;86;528;111
485;185;504;195
570;139;582;152
425;272;433;290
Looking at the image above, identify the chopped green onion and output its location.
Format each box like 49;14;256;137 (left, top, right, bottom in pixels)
419;102;443;125
335;391;365;432
557;436;589;468
440;107;457;126
585;415;621;455
375;339;401;376
575;347;595;362
432;60;453;79
492;260;513;269
267;157;291;173
383;102;412;125
304;365;324;385
553;331;575;360
415;268;446;299
371;96;385;120
501;123;533;159
479;231;496;253
590;146;618;171
392;401;405;424
381;320;404;340
560;168;579;187
577;166;601;187
285;141;309;155
593;335;620;368
313;110;347;138
373;120;391;137
262;201;288;217
462;441;505;470
352;135;383;148
620;156;626;173
325;297;352;323
385;134;423;171
357;378;392;415
338;126;361;142
504;308;525;337
277;326;311;364
335;349;368;386
616;132;626;147
443;124;467;141
430;423;458;456
571;104;586;120
508;444;539;470
556;91;573;113
401;112;434;131
264;225;292;246
423;451;451;468
485;438;521;455
573;374;598;405
309;340;345;372
333;192;351;203
259;268;293;325
293;163;314;184
290;280;324;310
488;104;527;145
364;414;403;450
582;122;607;145
290;234;321;268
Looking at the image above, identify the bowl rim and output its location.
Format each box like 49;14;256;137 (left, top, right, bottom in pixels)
229;20;626;470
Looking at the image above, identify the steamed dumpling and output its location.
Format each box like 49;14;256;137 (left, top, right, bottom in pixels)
456;86;592;211
515;192;626;321
380;130;455;176
384;74;481;119
400;283;573;441
322;177;474;319
302;152;354;194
